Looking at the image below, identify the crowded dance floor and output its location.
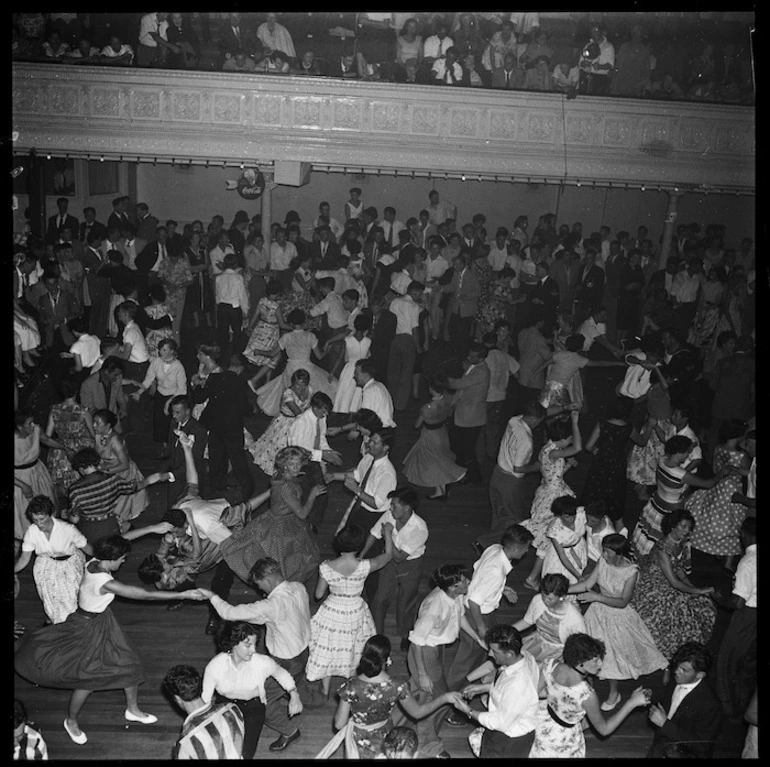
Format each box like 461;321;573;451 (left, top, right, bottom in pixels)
13;11;756;761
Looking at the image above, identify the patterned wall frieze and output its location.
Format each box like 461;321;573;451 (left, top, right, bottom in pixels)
12;64;754;190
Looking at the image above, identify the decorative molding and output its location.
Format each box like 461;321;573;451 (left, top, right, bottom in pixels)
12;63;755;191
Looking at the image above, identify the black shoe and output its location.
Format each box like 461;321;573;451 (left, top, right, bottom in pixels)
436;751;452;759
204;618;219;635
444;713;469;727
471;540;485;558
400;637;410;652
269;729;301;752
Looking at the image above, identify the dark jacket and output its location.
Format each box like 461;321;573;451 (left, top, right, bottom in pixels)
190;370;252;439
46;213;80;245
168;416;208;493
575;263;605;310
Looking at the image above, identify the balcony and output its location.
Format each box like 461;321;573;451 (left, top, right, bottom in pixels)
12;63;754;192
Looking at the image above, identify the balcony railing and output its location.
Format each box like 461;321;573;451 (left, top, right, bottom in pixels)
12;63;755;192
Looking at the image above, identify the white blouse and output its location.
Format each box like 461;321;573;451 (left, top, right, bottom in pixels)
202;651;296;704
22;518;87;557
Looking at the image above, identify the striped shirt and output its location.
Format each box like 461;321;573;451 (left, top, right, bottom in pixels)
68;472;137;521
14;724;48;760
174;701;244;760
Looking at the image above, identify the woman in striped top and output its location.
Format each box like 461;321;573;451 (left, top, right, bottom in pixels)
66;448;171;543
632;435;720;557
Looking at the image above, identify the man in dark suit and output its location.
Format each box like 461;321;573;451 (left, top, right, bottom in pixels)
491;53;525;89
530;262;561;330
80;356;128;430
602;241;626;341
550;248;580;312
647;641;722;759
166;394;208;504
80;206;108;243
647;256;682;302
135;226;169;300
308;225;341;270
37;272;81;351
367;295;397;383
189;343;254;501
82;229;112;337
324;45;358;78
574;247;605;327
218;12;262;66
134;202;159;243
447;252;480;359
106;196;131;232
46;197;79;246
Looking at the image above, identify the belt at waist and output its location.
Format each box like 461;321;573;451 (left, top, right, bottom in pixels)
76;607;104;617
353;719;389;733
547;704;577;728
15;460;39;470
78;511;117;523
46;554;72;561
423;421;446;430
494;465;524;479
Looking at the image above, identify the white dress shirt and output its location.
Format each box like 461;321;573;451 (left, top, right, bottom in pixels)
381;219;406;248
485;350;520;403
477;651;540;737
487;245;510;273
209;244;235;274
390;294;421;336
426;253;450;282
122;238;139;270
202;652;295;705
310;292;349;329
287;408;330;462
210;581;311;659
214;269;250;315
123;320;149;363
22;518;86;556
139;13;168;47
353;454;398;514
69;334;101;369
390;270;412;296
174;497;232;544
408;587;464;647
370;509;428;560
732;543;756;608
360;379;395;427
675;425;703;465
496;416;533;477
465;543;512;614
667;679;702;719
672;272;704;304
423;34;454;60
577;317;606;351
269;241;297;271
101;43;134;61
141;357;187;397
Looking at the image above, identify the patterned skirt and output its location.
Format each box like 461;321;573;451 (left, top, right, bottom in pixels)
244;321;280;368
32;550;86;625
632;493;682;556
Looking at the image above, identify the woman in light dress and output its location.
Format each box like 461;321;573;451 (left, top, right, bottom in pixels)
569;534;667;712
529;633;650;758
523;411;582;589
306;524;394;698
332;313;371;414
247;368;312;476
540;496;588;588
244;280;289;392
402;376;466;499
256;309;337;417
143;283;175;359
14;410;60;540
92;409;147;531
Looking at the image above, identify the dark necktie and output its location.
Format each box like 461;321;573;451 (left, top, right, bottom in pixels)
387;225;393;247
313;417;322;450
505;71;510;87
356;457;376;507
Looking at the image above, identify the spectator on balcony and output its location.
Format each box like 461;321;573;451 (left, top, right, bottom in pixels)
642;71;685;100
462;54;485;87
491;53;525;90
166;12;200;70
482;20;518;73
42;29;70;59
396;18;422;68
422;22;454;65
48;12;83;46
432;48;464;86
62;37;99;64
100;34;134;66
688;77;717;102
293;49;321;75
510;12;540;40
578;26;615;96
325;43;358;79
688;41;716;90
524;56;552;92
219;12;262;68
257;13;296;65
518;28;553;70
137;11;173;68
453;13;484;61
259;50;291;74
356;12;395;80
609;25;653;98
552;59;580;94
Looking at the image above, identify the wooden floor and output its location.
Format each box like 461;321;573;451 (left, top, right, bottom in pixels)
14;337;747;760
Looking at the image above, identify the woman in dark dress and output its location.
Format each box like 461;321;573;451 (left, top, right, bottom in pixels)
15;535;202;745
183;231;213;329
616;250;645;343
580;397;635;532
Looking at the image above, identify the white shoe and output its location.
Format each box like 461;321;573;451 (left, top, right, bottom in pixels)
125;710;158;724
600;695;620;712
63;719;87;745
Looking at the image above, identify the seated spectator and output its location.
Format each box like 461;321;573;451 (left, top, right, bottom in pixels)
325;43;358;78
100;34;134;66
482;20;518;72
552;60;580;93
166;12;200;70
518;28;553;69
260;50;291;74
355;12;395;80
137;11;173;67
524;55;552;91
491;53;525;90
422;22;454;64
462;53;485;87
293;49;321;75
42;29;70;59
578;25;615;95
396;17;422;67
48;12;82;46
610;24;653;97
453;13;484;60
257;13;296;64
218;12;262;67
394;56;429;84
62;37;99;64
642;72;685;100
223;50;257;72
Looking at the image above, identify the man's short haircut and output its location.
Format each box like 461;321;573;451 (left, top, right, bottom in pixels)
670;641;712;675
433;563;469;592
381;726;419;758
310;391;333;411
169;394;192;412
84;205;97;215
163;664;203;702
136;202;149;214
388;486;419;511
342;288;360;303
86;229;103;246
468;341;488;358
355;358;378;379
250;557;282;583
407;280;425;294
138;554;164;584
371;427;395;451
500;524;534;548
317;276;335;292
563;632;606;666
101;355;126;376
485;624;523;654
384;206;396;216
197;343;222;363
117;301;138;320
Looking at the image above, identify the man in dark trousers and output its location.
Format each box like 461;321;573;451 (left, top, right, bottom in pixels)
646;641;722;758
166;394;209;504
189;343;255;501
367;295;397;383
45;197;79;246
529;261;561;331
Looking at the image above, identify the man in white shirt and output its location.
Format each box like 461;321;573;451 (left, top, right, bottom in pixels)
269;227;297;290
672;258;705;332
201;556;324;750
118;223;146;271
671;406;703;472
309;277;349;348
361;488;428;651
380;207;406;251
427;190;457;227
407;564;482;759
213;253;249;357
209;231;236;275
578;306;623;358
422;23;454;63
387;281;425;412
451;624;540;757
445;525;533;710
137;11;170;67
329;427;397;535
578;25;615;95
256;13;296;62
715;517;756;721
313;201;344;243
354;359;396;427
287;392;342;529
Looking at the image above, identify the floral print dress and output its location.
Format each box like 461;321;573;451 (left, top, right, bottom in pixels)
46;403;94;494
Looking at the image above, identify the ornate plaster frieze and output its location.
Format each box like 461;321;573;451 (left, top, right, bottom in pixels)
12;63;754;191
